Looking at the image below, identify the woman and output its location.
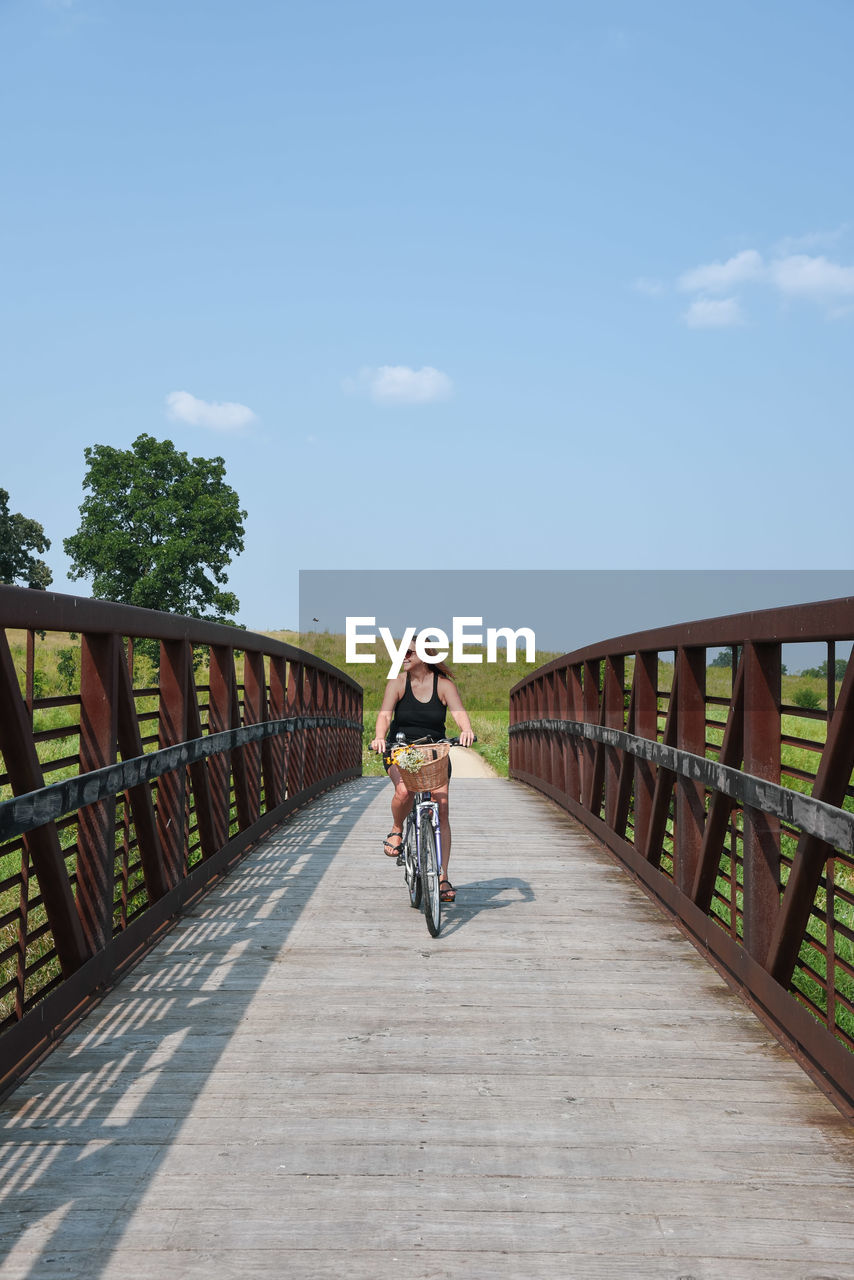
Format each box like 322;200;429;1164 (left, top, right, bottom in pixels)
369;644;474;902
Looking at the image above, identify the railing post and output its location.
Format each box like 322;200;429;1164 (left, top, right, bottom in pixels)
116;647;169;901
207;645;234;847
304;666;318;788
566;664;582;801
511;685;522;775
268;656;287;808
742;642;781;963
230;659;253;830
536;677;547;782
674;646;706;894
184;652;218;860
286;661;306;797
352;684;363;772
158;639;190;888
691;656;745;914
555;666;569;800
633;651;658;855
337;679;346;774
77;632;120;952
242;650;266;820
317;670;331;783
523;681;534;775
581;659;600;810
604;655;625;828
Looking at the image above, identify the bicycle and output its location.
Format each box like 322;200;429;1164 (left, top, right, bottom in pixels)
380;733;475;938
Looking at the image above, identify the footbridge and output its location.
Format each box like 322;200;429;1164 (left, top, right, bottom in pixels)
1;585;854;1278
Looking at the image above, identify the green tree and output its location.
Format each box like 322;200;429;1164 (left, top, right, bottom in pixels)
709;648;732;668
800;658;848;681
0;488;52;588
709;645;742;668
63;434;247;621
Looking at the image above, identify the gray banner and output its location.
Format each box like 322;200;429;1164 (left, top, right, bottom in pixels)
299;570;854;670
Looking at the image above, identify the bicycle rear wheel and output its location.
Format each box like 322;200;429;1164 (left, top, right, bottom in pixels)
420;811;441;937
405;817;421;908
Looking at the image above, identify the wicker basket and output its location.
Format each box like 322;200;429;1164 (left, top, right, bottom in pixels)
394;742;451;793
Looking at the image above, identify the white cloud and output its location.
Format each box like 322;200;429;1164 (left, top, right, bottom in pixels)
670;240;854;328
344;365;453;405
678;250;764;294
682;297;745;329
165;390;256;432
774;225;850;255
768;254;854;300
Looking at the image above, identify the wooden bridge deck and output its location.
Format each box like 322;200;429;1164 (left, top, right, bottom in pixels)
2;778;854;1279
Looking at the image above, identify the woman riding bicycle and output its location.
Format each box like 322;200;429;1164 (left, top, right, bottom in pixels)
369;643;474;903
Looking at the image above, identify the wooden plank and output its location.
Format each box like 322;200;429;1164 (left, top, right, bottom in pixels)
2;778;854;1280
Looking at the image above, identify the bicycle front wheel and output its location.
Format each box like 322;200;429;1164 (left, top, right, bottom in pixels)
405;818;421;908
420;812;441;937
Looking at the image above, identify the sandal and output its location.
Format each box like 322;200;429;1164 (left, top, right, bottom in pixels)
439;879;456;903
383;830;403;857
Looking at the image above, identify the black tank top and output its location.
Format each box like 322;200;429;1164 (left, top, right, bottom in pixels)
388;671;447;743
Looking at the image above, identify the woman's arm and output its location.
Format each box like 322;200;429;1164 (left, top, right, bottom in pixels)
370;678;403;752
439;678;475;747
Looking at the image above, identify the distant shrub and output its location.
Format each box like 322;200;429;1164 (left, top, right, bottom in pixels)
793;687;822;710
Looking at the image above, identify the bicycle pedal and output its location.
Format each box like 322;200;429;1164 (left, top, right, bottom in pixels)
396;853;404;866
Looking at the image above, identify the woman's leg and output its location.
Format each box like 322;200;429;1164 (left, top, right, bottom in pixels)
383;765;413;855
432;781;451;882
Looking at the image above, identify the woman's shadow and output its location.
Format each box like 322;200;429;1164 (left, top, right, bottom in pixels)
439;876;534;936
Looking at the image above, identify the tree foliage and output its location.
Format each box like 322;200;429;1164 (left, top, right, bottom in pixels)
63;434;247;621
799;658;848;681
0;488;52;588
708;645;742;669
708;648;733;668
792;686;822;710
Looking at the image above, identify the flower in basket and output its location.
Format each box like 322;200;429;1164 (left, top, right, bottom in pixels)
391;745;425;772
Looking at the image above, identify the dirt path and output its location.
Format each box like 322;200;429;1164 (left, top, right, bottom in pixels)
449;745;499;777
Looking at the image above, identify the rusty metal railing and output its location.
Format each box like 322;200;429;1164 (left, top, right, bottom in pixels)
0;585;362;1092
510;596;854;1116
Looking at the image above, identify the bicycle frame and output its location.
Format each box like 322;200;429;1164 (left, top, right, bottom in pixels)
401;789;443;884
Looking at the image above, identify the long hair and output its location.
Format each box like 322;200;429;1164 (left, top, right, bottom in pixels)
415;630;455;681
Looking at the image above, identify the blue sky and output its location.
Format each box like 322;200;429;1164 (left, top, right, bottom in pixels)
2;0;853;631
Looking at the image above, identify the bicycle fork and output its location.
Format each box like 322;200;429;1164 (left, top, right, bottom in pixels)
403;798;443;885
418;800;443;886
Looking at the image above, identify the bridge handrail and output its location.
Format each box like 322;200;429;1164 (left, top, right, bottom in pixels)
509;594;854;1116
510;593;854;681
0;585;363;1094
0;583;360;681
